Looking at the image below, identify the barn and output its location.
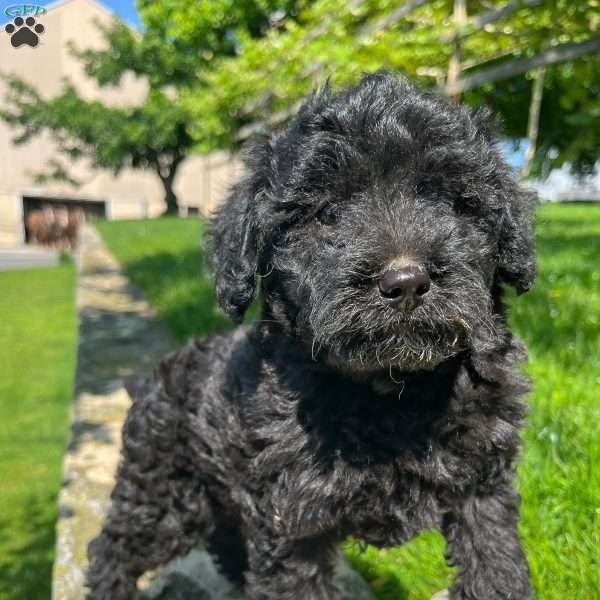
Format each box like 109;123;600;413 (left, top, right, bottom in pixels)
0;0;241;248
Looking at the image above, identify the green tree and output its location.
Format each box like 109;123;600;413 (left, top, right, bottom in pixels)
76;0;301;89
467;57;600;177
182;0;599;175
1;0;301;213
1;76;190;214
3;1;598;187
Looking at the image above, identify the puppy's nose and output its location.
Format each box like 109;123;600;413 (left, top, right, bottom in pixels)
378;264;430;310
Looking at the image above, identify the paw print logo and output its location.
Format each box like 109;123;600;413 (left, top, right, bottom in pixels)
5;17;45;48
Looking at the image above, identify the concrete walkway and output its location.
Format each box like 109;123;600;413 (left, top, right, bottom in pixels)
0;246;58;271
52;225;176;599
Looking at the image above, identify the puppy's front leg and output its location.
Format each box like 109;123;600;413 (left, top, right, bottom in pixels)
244;533;342;600
86;376;213;599
442;481;533;600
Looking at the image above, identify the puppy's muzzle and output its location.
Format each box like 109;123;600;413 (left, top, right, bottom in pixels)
378;262;430;311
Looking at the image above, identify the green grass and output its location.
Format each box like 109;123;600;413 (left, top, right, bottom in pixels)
511;204;600;600
0;264;77;600
96;218;231;341
99;204;600;600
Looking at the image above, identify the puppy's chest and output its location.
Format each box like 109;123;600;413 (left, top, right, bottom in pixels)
248;370;515;539
257;396;462;539
298;389;452;473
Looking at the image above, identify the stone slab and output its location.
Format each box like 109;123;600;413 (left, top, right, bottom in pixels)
142;548;376;600
52;225;176;600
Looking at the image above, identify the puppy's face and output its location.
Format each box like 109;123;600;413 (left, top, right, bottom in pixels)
212;74;536;374
269;183;496;373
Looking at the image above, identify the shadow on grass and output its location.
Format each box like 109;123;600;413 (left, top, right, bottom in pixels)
536;232;600;264
119;247;262;343
117;213;600;364
0;493;58;600
120;249;232;342
508;227;600;364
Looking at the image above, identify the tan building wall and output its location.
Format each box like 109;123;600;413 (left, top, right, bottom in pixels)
0;0;241;247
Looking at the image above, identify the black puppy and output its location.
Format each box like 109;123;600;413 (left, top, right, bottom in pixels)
87;72;536;600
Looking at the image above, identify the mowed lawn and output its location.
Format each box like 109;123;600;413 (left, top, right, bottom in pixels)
0;264;77;600
98;203;600;600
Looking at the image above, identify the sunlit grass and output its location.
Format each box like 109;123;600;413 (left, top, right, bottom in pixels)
0;264;77;600
97;218;230;341
99;203;600;599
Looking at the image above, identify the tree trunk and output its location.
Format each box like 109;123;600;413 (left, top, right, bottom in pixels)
156;158;183;216
447;0;468;102
443;35;600;96
162;181;179;215
521;66;546;179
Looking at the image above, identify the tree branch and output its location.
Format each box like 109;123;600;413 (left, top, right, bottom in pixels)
240;0;364;115
443;36;600;96
521;65;546;178
237;0;437;132
235;102;300;141
242;0;435;117
357;0;432;37
440;0;543;42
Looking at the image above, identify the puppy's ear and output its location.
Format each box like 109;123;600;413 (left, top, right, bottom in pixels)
209;138;272;322
497;185;537;294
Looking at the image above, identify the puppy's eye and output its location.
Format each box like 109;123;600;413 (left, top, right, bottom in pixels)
316;204;339;226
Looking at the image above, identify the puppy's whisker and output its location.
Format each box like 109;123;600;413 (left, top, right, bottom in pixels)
389;364;405;385
375;345;384;368
311;337;323;361
396;379;406;399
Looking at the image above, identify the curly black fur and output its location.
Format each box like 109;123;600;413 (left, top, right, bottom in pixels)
87;72;536;600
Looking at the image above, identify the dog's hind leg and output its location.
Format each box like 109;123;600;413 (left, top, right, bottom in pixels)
442;482;534;600
86;381;214;600
244;533;342;600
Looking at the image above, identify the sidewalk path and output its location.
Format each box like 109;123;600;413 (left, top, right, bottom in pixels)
52;225;176;599
0;247;58;271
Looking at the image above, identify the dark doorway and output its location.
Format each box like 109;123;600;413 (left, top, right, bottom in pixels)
22;196;106;243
